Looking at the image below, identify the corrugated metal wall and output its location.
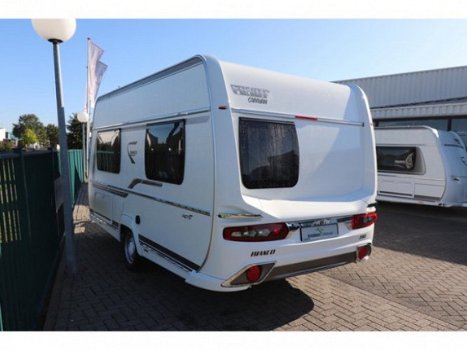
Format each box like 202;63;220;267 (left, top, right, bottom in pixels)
371;102;467;119
336;66;467;108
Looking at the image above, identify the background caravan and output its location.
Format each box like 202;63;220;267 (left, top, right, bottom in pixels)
375;126;467;207
88;55;378;292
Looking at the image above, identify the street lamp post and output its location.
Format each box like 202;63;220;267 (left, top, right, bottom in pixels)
32;19;77;274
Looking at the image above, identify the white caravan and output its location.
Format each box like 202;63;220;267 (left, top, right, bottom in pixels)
88;55;377;292
375;126;467;207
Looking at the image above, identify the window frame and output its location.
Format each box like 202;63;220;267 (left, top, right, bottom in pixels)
144;120;186;185
376;146;425;174
96;129;121;174
238;117;300;190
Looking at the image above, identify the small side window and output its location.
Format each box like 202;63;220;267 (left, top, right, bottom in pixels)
145;121;185;185
376;146;418;173
96;129;121;173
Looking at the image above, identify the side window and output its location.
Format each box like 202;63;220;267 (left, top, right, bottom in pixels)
145;120;185;185
96;129;121;173
239;118;299;189
376;146;418;173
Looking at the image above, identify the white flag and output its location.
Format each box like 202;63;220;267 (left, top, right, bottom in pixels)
87;39;108;110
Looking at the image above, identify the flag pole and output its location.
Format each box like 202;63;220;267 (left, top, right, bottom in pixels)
84;37;91;181
84;37;107;182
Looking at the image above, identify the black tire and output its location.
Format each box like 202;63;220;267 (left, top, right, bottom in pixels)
122;229;141;270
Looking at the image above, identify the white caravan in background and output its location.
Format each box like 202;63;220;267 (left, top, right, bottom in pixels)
88;55;378;292
375;126;467;207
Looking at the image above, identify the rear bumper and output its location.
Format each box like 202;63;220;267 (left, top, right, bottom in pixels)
184;252;357;292
185;242;372;292
264;251;356;281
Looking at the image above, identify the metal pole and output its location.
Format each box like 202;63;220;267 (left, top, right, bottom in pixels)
52;40;77;274
81;122;87;182
85;119;90;181
85;38;90;182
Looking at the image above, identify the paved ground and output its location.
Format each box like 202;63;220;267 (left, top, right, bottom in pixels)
44;185;467;331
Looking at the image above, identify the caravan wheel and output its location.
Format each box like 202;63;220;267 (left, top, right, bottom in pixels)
123;230;141;270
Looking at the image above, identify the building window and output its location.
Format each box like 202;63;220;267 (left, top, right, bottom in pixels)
96;129;121;173
239;118;299;189
376;146;424;174
145;121;185;185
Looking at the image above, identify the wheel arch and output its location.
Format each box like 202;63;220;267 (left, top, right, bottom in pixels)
119;214;138;243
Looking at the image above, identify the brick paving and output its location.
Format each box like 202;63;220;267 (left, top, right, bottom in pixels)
44;185;467;331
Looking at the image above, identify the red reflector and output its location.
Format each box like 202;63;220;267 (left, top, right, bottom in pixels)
357;244;371;261
295;115;318;121
246;265;262;283
352;212;378;229
223;223;289;242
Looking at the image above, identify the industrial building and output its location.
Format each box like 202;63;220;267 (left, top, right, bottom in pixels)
336;66;467;146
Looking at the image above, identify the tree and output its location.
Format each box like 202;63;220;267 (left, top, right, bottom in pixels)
22;128;38;148
12;114;47;147
67;113;83;149
46;124;59;149
0;140;14;152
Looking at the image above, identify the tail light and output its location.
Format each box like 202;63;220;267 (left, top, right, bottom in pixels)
223;263;275;287
245;265;262;283
352;212;378;229
357;244;372;261
223;223;289;242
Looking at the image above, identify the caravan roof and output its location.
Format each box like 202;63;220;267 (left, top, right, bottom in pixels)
94;55;363;129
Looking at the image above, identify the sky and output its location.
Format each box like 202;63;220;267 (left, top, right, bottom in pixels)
1;4;467;137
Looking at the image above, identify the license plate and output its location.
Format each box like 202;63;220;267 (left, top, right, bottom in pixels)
301;224;338;242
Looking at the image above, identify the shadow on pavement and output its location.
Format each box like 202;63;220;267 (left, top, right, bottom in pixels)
63;228;314;331
374;202;467;265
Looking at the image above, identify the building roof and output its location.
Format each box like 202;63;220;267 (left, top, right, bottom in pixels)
335;66;467;119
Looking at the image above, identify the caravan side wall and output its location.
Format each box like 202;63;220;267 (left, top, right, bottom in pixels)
89;58;216;267
375;127;467;206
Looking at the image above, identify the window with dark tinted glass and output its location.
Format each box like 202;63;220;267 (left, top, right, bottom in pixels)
96;129;121;173
239;118;299;189
376;146;417;172
145;121;185;184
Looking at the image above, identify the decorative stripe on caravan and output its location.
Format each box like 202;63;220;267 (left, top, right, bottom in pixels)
91;180;210;216
139;234;200;271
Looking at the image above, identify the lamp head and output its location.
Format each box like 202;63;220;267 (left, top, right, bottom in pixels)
77;111;90;123
32;19;76;43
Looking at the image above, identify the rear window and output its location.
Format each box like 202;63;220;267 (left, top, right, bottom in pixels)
239;118;299;189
